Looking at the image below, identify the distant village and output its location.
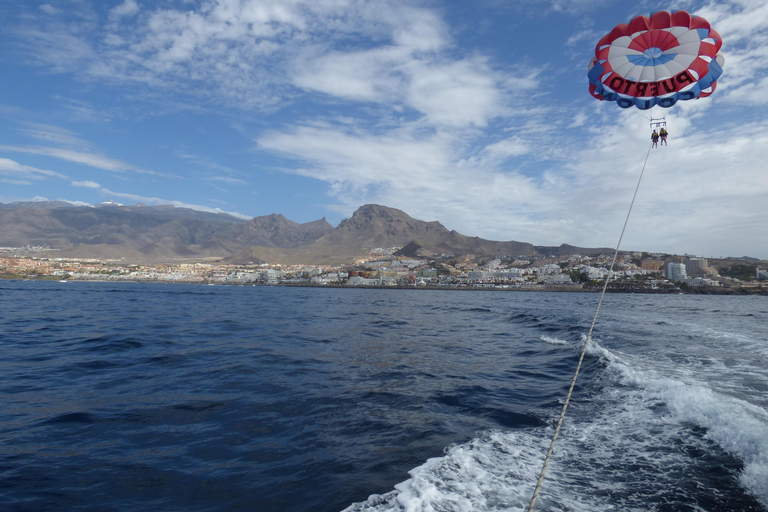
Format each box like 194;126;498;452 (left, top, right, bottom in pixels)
2;245;767;294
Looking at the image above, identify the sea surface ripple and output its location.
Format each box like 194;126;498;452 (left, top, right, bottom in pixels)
1;281;766;511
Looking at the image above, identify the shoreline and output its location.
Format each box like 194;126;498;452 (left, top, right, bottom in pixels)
4;276;766;295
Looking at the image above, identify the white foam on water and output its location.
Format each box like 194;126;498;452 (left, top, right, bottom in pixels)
582;336;614;359
680;318;765;345
342;428;620;512
616;361;768;507
343;335;768;511
563;338;768;508
540;335;569;346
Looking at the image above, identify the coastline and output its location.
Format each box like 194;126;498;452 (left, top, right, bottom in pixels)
4;275;766;295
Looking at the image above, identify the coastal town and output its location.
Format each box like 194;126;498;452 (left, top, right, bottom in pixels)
2;245;767;294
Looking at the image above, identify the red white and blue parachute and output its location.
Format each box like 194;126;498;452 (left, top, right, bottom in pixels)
588;10;724;110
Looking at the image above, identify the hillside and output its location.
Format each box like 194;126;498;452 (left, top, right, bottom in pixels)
223;204;612;264
2;201;613;264
0;202;332;262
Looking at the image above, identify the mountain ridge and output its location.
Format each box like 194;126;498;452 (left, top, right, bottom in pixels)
1;201;613;263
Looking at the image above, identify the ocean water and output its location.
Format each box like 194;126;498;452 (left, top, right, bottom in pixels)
1;281;766;512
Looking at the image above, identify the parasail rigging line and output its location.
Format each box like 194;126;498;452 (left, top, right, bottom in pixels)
526;139;655;512
638;106;666;129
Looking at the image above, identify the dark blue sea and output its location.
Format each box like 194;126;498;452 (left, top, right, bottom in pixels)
1;281;766;512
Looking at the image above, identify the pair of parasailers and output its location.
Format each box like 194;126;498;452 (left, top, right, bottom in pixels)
651;127;668;148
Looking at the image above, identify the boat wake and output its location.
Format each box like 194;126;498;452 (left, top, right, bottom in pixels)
344;337;768;511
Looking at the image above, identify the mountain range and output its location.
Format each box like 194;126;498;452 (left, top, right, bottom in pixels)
0;202;611;264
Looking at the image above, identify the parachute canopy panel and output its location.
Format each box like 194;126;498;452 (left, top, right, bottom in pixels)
588;10;724;110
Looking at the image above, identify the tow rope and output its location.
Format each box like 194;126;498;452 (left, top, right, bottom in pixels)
527;141;655;511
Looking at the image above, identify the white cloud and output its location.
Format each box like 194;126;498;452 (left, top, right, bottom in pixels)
95;186;251;219
72;180;101;189
18;123;95;151
723;75;768;104
405;59;504;127
566;28;598;47
256;119;555;238
61;99;116;124
550;0;612;15
292;49;509;127
11;0;517;121
259;122;460;184
210;176;249;185
110;0;140;20
0;157;68;180
391;8;447;51
39;4;60;16
570;111;588;128
258;100;768;258
694;1;768;104
15;28;95;73
0;145;163;176
481;137;530;160
697;0;768;44
291;46;409;103
546;111;768;256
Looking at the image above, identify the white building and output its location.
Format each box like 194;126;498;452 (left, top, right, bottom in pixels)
540;274;572;284
497;268;524;278
683;277;719;287
685;257;708;277
467;268;524;281
346;276;380;286
577;266;613;281
263;268;283;284
467;271;489;281
665;262;687;281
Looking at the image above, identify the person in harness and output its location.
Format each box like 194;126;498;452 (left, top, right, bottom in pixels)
651;129;659;148
659;127;668;146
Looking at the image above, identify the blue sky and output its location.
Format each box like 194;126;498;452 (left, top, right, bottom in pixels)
1;0;767;259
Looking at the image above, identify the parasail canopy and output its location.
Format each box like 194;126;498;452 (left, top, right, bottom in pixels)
588;10;724;110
